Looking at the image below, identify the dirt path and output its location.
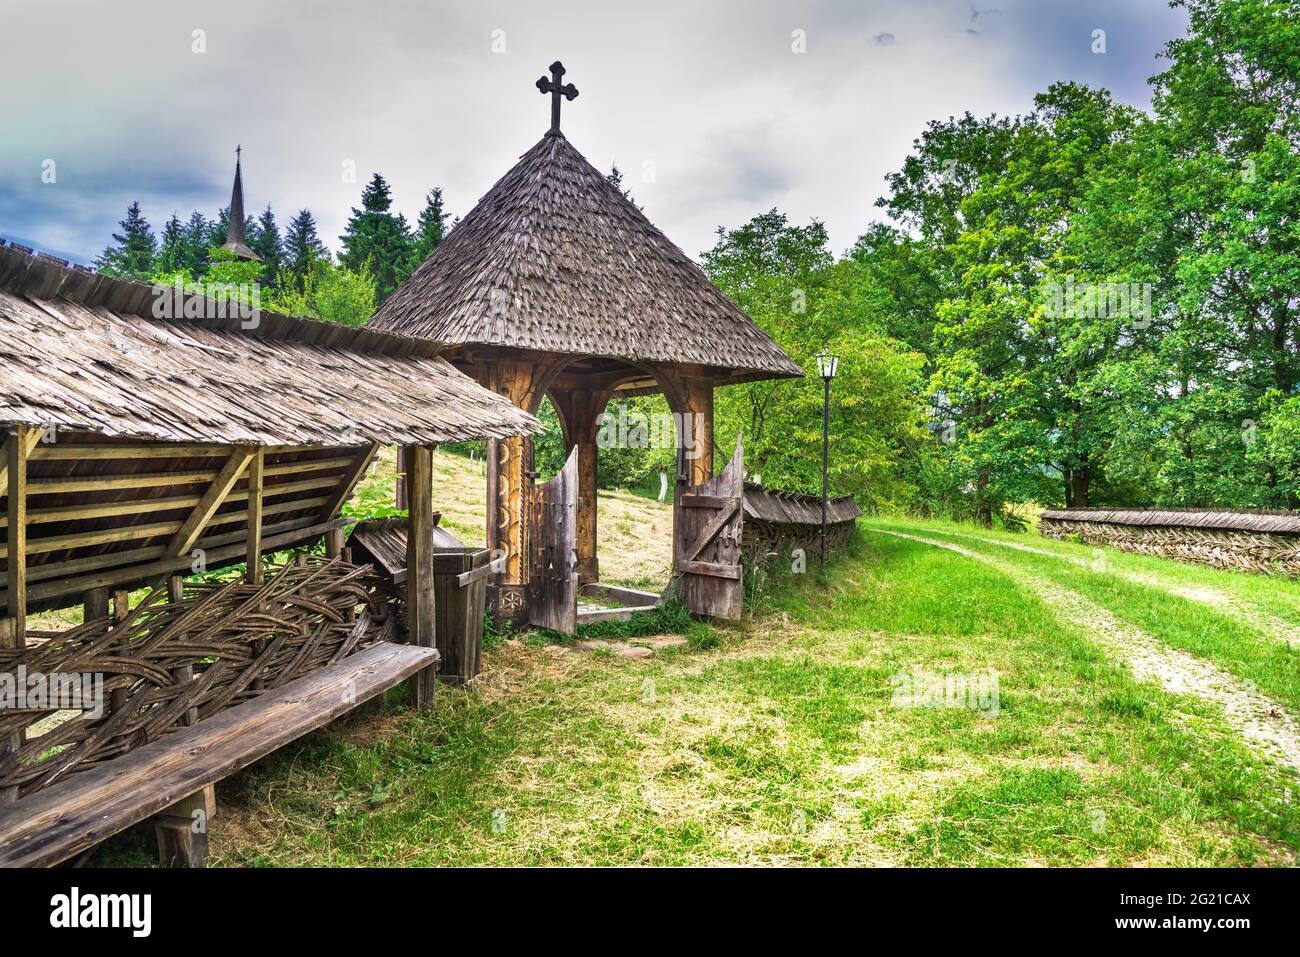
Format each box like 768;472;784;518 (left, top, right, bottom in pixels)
937;529;1298;647
874;528;1300;775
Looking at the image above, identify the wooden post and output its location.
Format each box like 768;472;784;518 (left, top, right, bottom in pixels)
4;426;28;647
0;428;26;802
405;444;438;709
245;447;264;585
154;787;212;867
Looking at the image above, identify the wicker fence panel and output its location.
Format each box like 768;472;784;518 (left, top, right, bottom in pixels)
1039;517;1300;578
0;555;389;799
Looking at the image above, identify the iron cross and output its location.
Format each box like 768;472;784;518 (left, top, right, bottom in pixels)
536;61;578;132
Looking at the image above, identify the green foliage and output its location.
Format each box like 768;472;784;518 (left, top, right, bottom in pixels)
702;210;929;509
408;188;446;273
340;173;414;303
282;209;329;290
96;201;157;279
267;256;376;328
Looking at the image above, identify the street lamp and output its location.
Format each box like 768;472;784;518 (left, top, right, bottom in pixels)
815;351;839;566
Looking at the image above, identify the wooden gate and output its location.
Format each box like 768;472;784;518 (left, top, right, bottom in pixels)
528;446;578;633
675;437;744;620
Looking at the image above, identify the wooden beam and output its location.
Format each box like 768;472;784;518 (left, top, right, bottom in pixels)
28;470;220;495
245;448;264;585
318;443;380;522
20;518;349;604
405;444;437;710
164;448;255;560
0;427;42;498
5;426;29;647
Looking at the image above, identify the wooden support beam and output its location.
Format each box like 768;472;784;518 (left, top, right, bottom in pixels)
245;449;264;585
0;427;42;498
165;448;254;560
1;427;28;802
318;443;381;523
4;426;29;647
405;445;438;710
17;517;349;605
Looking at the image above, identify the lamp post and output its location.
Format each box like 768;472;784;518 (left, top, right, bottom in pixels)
815;351;839;566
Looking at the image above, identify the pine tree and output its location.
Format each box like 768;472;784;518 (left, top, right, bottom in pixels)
181;211;213;276
410;187;447;266
283;209;329;290
339;173;413;302
251;204;284;286
155;213;186;274
96;202;157;279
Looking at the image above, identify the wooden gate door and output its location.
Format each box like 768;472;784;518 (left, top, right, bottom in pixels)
528;446;578;634
675;437;744;620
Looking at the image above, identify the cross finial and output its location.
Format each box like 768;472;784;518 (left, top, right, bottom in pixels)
535;60;578;133
236;144;242;160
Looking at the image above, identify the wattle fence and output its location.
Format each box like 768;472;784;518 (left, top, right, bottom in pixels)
1038;508;1300;577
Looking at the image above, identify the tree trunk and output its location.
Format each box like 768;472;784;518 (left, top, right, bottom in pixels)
974;471;993;528
1070;466;1090;510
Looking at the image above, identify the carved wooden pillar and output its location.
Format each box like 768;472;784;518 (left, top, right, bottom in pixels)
476;352;570;625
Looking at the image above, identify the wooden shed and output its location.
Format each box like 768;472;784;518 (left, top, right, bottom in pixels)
0;242;539;865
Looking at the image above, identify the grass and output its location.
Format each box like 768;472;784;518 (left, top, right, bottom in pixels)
88;452;1300;866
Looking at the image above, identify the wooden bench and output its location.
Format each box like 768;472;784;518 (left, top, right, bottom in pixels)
0;641;437;868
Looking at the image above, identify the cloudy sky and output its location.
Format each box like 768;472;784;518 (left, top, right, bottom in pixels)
0;0;1187;266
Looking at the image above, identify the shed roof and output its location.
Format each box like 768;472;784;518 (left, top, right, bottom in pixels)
0;243;539;447
370;131;802;383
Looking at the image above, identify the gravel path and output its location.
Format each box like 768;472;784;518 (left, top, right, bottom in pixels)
875;528;1300;774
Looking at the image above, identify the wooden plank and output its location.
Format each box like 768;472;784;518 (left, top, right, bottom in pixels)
405;445;437;709
317;443;380;522
684;497;743;562
27;470;220;494
5;427;29;645
676;559;742;580
0;428;42;498
21;518;349;603
679;494;736;509
165;448;254;559
0;642;439;868
29;442;330;462
246;448;264;584
579;583;663;607
31;443;231;461
0;475;340;529
575;603;659;625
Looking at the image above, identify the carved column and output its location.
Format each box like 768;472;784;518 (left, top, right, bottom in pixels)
476;352;570;625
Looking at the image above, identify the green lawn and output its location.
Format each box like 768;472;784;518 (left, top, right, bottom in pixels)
96;514;1300;867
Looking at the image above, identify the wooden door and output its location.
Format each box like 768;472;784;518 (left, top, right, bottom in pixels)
528;446;578;634
675;437;744;620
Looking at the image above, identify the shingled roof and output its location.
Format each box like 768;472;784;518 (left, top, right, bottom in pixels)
0;243;539;446
370;131;802;383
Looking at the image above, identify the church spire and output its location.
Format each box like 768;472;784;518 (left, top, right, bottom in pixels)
221;145;261;261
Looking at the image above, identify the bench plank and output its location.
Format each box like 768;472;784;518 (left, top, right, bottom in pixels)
0;641;438;868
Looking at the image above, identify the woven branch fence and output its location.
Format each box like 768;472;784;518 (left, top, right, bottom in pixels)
740;483;861;563
0;555;388;799
1038;509;1300;578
